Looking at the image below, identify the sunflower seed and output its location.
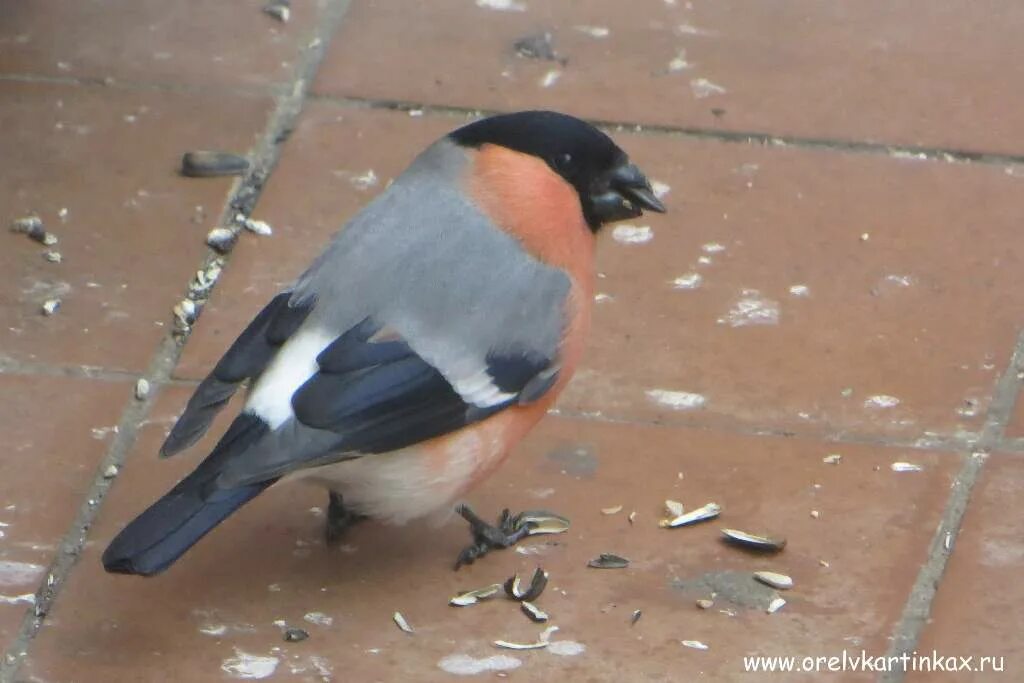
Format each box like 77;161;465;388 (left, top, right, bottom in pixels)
513;510;570;536
664;499;685;517
753;571;794;590
767;597;786;614
891;462;922;473
721;528;787;552
263;1;290;22
181;151;249;178
601;505;623;515
504;568;548;601
11;215;44;240
41;298;61;316
206;227;236;253
520;601;548;623
43;251;62;263
587;553;629;569
392;611;413;634
283;627;309;642
681;640;709;650
696;599;714;610
134;378;150;400
449;583;503;607
630;609;642;625
660;502;721;528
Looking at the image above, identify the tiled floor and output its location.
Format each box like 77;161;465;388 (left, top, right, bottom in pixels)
2;1;1022;682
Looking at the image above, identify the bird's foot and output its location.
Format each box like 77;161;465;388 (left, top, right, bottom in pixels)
454;505;536;569
325;491;366;544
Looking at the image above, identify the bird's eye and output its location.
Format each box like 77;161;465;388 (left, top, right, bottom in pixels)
553;153;573;172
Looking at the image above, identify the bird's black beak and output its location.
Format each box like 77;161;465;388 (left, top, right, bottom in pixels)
589;161;667;227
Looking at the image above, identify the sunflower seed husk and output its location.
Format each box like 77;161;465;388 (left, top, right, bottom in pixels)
449;583;503;607
494;639;549;650
630;609;642;625
696;598;714;610
601;505;623;515
513;32;557;61
263;0;290;22
134;378;150;400
103;464;119;478
173;299;196;325
283;627;309;642
41;298;61;316
43;251;62;263
520;601;548;623
587;553;629;569
504;568;548;601
664;499;685;517
810;510;820;519
753;571;794;590
767;597;786;614
206;227;236;253
243;218;273;236
721;528;787;552
628;511;636;525
11;215;44;240
181;151;249;178
513;510;571;536
660;502;721;528
822;454;842;465
681;640;709;650
392;611;413;634
891;461;922;472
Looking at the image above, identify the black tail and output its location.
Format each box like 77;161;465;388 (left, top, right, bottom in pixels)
102;413;276;576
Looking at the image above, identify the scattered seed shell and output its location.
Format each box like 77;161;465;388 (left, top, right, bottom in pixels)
42;232;58;246
449;583;503;607
721;528;787;552
754;571;794;590
43;251;62;263
181;151;250;178
284;627;309;642
587;553;629;569
103;464;119;479
520;601;549;623
681;640;709;650
891;462;922;472
206;227;237;253
513;510;571;536
601;505;623;515
10;215;44;240
628;511;636;525
243;218;273;236
263;1;290;22
41;298;61;316
134;378;150;400
503;568;549;601
392;611;413;634
822;454;842;465
696;599;714;610
173;299;196;325
660;502;721;528
630;609;642;625
767;597;787;614
664;499;685;517
494;639;548;651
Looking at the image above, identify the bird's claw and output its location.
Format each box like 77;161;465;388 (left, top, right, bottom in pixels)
324;491;366;544
454;504;535;569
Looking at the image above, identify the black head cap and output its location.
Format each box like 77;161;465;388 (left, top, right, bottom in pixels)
449;110;666;231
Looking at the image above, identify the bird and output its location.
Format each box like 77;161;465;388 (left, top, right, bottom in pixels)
102;110;666;576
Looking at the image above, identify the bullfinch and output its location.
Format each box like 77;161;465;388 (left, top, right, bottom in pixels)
102;110;666;576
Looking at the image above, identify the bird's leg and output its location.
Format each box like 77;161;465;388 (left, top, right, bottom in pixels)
324;491;366;544
454;504;536;569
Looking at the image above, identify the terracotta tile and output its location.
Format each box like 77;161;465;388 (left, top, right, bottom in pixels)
0;81;272;372
314;0;1024;155
0;0;323;89
909;455;1024;681
0;375;130;652
22;382;954;681
177;104;1023;441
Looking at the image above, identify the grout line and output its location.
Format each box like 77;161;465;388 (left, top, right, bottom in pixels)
309;95;1024;169
879;329;1024;683
0;2;353;679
